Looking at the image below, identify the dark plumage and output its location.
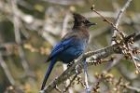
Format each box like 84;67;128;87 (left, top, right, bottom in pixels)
41;13;96;90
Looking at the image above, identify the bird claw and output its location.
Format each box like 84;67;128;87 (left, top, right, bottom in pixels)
67;61;74;68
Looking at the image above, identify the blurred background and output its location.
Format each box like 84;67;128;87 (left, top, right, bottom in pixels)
0;0;140;93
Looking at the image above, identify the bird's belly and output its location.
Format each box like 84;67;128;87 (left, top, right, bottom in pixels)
58;45;85;63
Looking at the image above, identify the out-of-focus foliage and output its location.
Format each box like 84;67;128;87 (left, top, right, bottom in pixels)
0;0;140;93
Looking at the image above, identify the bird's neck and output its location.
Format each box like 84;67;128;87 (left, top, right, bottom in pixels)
73;26;89;39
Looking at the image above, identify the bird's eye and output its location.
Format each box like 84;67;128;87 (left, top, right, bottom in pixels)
83;20;90;25
83;20;87;24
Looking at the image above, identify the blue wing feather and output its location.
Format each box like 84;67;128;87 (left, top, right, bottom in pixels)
46;36;76;62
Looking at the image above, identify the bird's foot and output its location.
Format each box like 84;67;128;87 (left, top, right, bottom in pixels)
67;61;74;68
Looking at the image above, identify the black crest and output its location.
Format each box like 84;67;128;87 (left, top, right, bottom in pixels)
72;13;96;27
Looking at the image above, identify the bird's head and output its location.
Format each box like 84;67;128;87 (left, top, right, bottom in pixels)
73;13;96;28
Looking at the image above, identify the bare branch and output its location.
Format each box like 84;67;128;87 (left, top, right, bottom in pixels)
112;0;133;45
0;52;15;85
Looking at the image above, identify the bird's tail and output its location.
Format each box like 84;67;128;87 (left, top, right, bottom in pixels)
41;59;56;90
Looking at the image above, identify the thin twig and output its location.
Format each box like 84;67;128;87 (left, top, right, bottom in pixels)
63;74;77;93
112;0;133;44
83;60;90;93
125;85;140;92
0;52;15;85
114;0;132;28
91;7;125;39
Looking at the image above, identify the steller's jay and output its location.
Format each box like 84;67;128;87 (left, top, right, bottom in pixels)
41;13;96;90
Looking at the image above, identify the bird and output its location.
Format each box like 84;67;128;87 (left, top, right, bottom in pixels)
41;13;96;90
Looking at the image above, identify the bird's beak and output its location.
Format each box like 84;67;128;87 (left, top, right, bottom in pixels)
87;22;97;27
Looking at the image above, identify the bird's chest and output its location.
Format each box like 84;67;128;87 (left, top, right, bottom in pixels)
58;39;87;63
